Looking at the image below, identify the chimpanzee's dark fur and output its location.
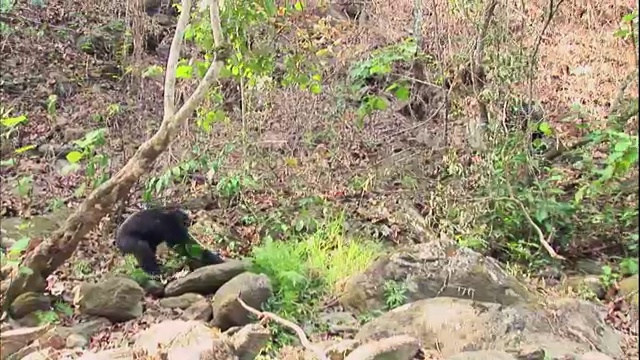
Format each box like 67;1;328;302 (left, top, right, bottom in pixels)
115;207;224;275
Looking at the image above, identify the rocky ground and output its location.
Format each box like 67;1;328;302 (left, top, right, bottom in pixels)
2;240;637;359
0;0;638;359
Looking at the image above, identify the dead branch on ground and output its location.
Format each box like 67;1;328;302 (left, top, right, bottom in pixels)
236;297;328;360
1;0;225;312
496;182;565;260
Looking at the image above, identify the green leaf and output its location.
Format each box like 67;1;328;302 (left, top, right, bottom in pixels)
1;115;27;127
534;207;548;223
10;237;31;253
175;65;193;79
385;83;398;92
621;258;639;275
614;29;629;38
394;85;410;101
14;144;36;154
310;83;321;94
155;177;165;194
66;151;84;163
574;186;587;204
294;1;303;11
599;165;615;180
369;64;390;75
622;12;637;22
614;140;631;153
372;96;389;111
538;122;553;136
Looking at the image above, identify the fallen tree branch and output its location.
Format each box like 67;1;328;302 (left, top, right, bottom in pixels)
236;297;328;360
1;0;225;312
495;183;565;260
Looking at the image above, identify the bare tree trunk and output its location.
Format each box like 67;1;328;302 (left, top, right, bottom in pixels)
1;0;226;312
467;0;497;151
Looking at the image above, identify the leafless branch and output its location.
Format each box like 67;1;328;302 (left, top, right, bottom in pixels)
236;297;328;360
498;182;566;260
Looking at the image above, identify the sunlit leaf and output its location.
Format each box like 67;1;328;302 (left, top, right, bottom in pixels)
369;64;390;75
310;83;321;94
10;237;31;253
614;140;631;153
394;85;410;101
1;115;27;127
315;48;330;57
14;144;36;154
66;151;84;163
372;96;389;110
537;122;553;136
176;65;193;79
622;12;637;22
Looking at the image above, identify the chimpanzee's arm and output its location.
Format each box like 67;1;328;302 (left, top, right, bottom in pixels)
162;222;224;265
200;248;225;265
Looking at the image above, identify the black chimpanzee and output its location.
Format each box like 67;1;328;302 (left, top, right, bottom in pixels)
115;207;224;275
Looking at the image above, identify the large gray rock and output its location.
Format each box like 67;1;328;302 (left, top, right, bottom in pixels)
74;277;144;322
134;320;234;360
165;260;249;297
355;297;622;358
9;292;51;319
159;293;205;309
231;323;271;360
211;272;273;331
181;300;213;322
340;240;535;313
132;320;271;360
344;335;420;360
0;325;50;360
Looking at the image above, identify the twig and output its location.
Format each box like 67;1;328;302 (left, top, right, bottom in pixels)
497;184;565;260
236;297;328;360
